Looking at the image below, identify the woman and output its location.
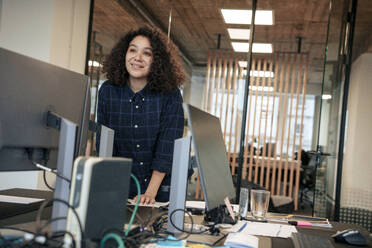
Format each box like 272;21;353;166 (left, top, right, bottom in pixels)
97;26;185;204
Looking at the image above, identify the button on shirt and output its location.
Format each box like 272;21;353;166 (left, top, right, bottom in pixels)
97;81;184;194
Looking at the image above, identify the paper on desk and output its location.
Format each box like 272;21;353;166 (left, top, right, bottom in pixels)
185;201;240;213
127;199;169;208
186;200;205;209
0;195;44;204
224;232;258;248
228;220;297;238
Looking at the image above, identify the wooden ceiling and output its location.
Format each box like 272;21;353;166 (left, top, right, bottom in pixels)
91;0;372;86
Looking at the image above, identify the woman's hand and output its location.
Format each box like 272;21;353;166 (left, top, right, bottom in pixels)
133;192;156;205
133;170;166;205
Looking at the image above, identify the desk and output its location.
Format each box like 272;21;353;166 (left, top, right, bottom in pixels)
0;188;53;226
185;214;371;248
1;205;371;248
269;222;371;248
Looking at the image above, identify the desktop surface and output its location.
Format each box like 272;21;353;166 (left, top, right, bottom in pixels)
1;198;371;247
0;188;53;226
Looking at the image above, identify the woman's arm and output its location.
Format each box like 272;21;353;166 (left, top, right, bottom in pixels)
136;89;184;204
134;170;165;204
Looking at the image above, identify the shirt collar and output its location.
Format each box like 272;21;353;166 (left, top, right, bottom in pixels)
124;83;150;102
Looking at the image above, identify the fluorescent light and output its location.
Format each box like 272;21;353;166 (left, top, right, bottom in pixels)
239;61;248;67
242;69;274;78
227;28;250;40
248;85;274;92
231;42;273;53
221;9;273;25
88;60;102;67
322;94;332;100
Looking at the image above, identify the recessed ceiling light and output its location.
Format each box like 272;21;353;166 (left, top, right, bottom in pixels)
247;85;274;91
221;9;273;25
322;94;332;100
239;61;248;67
231;42;273;53
242;69;274;78
227;28;250;40
88;60;102;67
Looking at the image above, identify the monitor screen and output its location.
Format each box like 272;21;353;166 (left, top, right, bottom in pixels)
0;47;90;171
184;104;235;210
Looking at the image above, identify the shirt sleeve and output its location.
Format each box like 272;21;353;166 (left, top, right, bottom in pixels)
151;89;184;174
96;82;109;152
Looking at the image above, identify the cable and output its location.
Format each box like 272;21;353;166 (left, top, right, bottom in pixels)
212;232;228;246
99;174;140;248
125;174;141;237
149;210;168;232
43;170;55;191
0;226;45;247
39;217;67;232
0;235;24;247
142;209;193;242
50;230;76;248
169;208;208;235
0;226;35;247
126;207;145;227
35;198;84;247
34;162;71;183
100;233;125;248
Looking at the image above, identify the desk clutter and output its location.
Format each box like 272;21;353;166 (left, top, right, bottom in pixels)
0;182;368;248
1;196;370;248
228;220;298;238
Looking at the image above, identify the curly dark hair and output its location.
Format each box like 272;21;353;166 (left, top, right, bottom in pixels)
103;26;185;92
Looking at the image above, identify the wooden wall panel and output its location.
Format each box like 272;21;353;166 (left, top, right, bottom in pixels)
197;50;309;210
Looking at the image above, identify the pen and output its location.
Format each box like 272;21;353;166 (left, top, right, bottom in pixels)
288;221;312;226
237;222;247;232
288;221;332;228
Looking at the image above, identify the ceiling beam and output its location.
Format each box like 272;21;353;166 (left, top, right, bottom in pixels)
117;0;194;67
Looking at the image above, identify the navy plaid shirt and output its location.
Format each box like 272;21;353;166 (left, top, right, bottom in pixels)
97;81;184;196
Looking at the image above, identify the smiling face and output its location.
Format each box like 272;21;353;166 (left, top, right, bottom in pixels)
125;35;153;84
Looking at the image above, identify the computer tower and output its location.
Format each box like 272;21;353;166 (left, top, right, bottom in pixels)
65;157;132;247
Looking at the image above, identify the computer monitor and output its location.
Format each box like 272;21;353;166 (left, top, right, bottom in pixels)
0;48;91;231
0;47;90;171
184;104;235;211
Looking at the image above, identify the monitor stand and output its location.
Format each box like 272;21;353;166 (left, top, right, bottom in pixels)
167;136;191;234
88;121;114;157
98;125;114;157
47;112;78;232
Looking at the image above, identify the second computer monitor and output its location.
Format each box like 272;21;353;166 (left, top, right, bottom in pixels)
184;104;235;211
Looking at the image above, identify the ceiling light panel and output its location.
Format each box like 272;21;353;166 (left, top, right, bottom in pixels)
221;9;273;25
231;42;273;53
227;28;250;40
239;61;248;67
242;69;275;78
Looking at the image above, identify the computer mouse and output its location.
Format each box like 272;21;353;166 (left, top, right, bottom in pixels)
332;229;368;246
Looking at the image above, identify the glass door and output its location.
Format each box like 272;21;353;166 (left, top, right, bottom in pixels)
313;0;352;220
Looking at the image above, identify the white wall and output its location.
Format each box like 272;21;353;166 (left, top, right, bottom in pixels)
341;53;372;210
50;0;90;73
0;0;54;62
189;67;207;109
0;0;90;190
0;0;90;73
